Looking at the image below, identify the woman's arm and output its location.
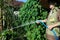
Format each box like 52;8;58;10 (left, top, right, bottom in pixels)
42;19;47;22
48;22;60;30
36;19;47;24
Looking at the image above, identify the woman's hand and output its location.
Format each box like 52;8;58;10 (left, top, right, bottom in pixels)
42;19;47;22
48;22;60;30
48;25;54;30
36;19;47;24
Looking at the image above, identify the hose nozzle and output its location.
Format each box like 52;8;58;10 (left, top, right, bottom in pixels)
36;20;42;23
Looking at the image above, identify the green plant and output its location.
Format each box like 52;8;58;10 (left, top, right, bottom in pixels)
0;0;48;40
0;29;17;40
0;0;19;40
19;0;48;40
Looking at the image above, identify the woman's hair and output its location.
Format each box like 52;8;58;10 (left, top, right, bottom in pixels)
49;2;57;6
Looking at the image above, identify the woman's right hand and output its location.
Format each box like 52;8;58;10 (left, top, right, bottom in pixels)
36;19;47;24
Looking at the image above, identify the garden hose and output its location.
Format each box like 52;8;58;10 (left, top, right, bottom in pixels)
36;20;59;40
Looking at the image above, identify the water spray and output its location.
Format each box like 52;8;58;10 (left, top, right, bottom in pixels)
10;21;36;30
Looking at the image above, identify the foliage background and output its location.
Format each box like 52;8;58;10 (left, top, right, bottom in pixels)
18;0;48;40
0;0;48;40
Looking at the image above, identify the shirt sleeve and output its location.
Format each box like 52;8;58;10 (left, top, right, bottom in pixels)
57;9;60;25
58;22;60;26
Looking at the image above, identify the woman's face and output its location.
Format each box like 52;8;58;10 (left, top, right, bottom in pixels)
49;5;54;9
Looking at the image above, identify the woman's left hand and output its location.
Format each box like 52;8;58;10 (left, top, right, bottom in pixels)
48;25;54;30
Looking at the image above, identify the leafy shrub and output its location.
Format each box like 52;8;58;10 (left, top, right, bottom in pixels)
19;0;48;40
